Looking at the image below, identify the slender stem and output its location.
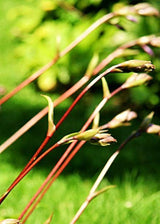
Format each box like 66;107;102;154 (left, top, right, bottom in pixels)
0;141;60;204
70;131;138;224
0;58;58;106
0;37;138;153
90;131;137;195
55;65;117;130
70;200;90;224
0;76;89;154
0;135;51;205
19;140;81;222
0;64;119;205
19;84;123;222
93;39;136;75
0;13;115;106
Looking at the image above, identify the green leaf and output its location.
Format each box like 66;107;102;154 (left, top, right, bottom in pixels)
101;77;110;98
85;53;99;78
91;185;116;200
92;112;100;129
42;95;55;136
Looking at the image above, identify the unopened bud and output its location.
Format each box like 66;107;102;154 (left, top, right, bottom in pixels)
139;112;154;132
134;3;159;16
150;36;160;47
116;60;155;73
115;5;134;16
107;109;137;128
0;219;21;224
146;124;160;135
90;133;117;146
75;129;99;141
115;3;159;17
137;35;155;45
122;73;152;89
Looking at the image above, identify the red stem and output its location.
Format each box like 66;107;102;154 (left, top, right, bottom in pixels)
0;37;137;153
20;140;86;223
0;141;59;204
19;140;81;221
0;65;116;205
18;85;123;222
0;76;89;154
0;13;115;106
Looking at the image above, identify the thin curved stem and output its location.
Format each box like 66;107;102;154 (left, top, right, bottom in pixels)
0;13;115;106
19;141;81;220
70;131;138;224
0;76;89;154
0;141;59;204
0;36;138;153
19;84;123;223
0;63;119;205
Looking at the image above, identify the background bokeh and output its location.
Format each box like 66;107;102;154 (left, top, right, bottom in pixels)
0;0;160;223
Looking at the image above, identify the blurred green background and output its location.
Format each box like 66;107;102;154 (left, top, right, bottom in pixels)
0;0;160;223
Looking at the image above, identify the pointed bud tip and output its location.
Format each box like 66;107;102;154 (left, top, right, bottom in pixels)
117;60;155;73
122;73;152;89
107;109;137;128
146;124;160;135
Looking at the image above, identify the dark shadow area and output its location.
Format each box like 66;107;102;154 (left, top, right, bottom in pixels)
0;91;160;185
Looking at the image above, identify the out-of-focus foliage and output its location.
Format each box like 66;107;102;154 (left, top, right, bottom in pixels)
6;0;160;113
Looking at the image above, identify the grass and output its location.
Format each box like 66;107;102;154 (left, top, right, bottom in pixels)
0;0;160;223
0;163;160;223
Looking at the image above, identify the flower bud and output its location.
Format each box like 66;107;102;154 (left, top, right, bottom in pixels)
90;133;117;146
146;124;160;136
0;219;21;224
114;5;133;16
116;60;155;73
107;109;137;128
133;3;159;16
139;112;154;132
150;36;160;47
114;3;159;17
122;73;152;89
75;129;99;141
137;35;155;45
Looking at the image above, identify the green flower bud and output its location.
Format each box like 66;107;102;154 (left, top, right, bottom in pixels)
107;109;137;128
139;112;154;132
75;129;99;141
122;73;152;89
116;60;155;73
114;5;134;16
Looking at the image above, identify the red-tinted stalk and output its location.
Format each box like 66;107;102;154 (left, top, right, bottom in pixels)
18;86;123;222
0;37;139;153
0;13;115;106
70;131;139;224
